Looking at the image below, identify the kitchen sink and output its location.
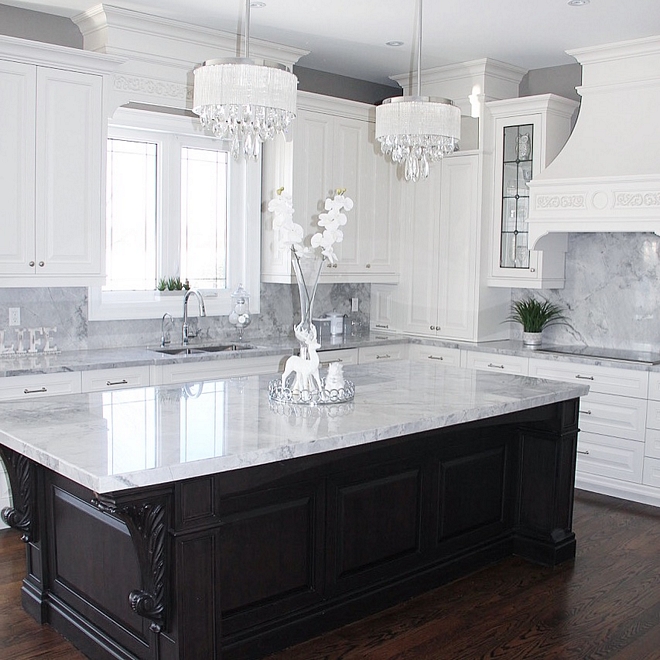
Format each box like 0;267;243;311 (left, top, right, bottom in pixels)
149;344;256;355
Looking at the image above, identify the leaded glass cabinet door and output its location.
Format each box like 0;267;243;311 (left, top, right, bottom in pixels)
486;95;579;289
500;124;533;269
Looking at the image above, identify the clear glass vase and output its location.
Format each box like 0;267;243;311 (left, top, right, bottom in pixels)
291;250;324;360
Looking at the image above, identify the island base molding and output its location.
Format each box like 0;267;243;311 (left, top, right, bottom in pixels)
1;399;579;660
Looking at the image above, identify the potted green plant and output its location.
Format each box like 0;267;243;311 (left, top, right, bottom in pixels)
507;297;568;347
156;276;190;296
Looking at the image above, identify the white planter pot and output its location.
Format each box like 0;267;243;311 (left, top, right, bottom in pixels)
522;331;543;347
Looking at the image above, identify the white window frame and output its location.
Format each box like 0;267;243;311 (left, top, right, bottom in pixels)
89;107;261;321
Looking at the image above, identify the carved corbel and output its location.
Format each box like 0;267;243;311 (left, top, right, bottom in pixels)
0;446;35;542
94;491;170;633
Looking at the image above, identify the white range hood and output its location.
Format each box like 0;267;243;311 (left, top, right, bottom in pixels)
528;35;660;249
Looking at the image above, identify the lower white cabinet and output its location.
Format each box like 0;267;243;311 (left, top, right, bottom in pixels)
317;348;359;368
577;432;644;483
462;351;529;376
528;357;655;503
0;371;81;402
81;366;151;392
578;391;647;442
358;344;408;364
408;344;461;367
152;355;286;386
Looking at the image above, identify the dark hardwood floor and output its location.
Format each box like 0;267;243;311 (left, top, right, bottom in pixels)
1;489;659;659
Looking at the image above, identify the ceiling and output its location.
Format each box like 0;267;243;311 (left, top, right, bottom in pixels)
4;0;660;86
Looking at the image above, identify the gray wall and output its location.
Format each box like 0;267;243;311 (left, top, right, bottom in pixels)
295;65;401;105
0;4;82;48
519;63;582;102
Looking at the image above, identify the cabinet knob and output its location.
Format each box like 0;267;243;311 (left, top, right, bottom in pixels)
530;268;536;273
366;263;371;268
38;261;45;267
29;261;35;267
333;263;338;268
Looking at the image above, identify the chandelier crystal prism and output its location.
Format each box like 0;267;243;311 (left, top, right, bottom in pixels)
193;0;298;160
375;0;460;181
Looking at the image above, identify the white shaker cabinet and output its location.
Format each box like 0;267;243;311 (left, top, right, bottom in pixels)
396;153;509;341
0;37;120;285
486;95;579;289
261;93;399;284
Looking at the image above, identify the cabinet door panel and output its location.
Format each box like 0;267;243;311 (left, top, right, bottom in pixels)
331;116;368;272
577;432;644;483
579;391;646;442
36;67;103;275
398;170;441;336
436;155;478;341
0;61;36;274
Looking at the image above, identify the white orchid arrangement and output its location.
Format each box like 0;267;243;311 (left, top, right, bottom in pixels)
268;187;353;264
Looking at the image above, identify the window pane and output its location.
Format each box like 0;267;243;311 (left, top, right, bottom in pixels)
180;147;228;289
105;139;157;290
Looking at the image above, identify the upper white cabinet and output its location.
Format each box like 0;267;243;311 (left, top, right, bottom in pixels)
0;37;120;286
261;93;400;284
486;95;579;289
395;153;510;341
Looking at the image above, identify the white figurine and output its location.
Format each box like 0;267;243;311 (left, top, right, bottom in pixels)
325;361;345;391
282;333;322;394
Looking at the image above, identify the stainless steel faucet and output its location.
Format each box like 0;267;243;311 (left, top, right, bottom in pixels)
182;289;206;345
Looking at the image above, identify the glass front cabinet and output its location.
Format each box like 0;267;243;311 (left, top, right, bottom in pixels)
486;95;579;288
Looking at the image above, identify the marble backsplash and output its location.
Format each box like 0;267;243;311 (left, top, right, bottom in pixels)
518;232;660;352
0;282;371;351
1;233;658;353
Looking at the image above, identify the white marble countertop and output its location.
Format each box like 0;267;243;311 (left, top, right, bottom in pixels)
0;334;397;377
0;360;588;494
1;332;658;378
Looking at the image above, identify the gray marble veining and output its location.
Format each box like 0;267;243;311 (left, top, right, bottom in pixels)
0;360;588;493
0;281;371;352
517;232;660;352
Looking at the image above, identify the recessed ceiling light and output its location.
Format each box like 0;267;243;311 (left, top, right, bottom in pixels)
250;1;266;7
568;0;590;6
386;41;405;47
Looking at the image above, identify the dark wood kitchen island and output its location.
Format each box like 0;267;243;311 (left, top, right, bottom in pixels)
0;360;587;660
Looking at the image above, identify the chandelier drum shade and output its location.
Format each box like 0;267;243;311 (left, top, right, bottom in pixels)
375;96;460;181
375;0;460;181
192;1;298;160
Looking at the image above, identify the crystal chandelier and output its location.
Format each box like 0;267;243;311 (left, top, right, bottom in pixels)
375;0;460;181
193;0;298;160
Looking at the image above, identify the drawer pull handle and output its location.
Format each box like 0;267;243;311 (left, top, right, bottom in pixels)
575;374;594;381
24;387;47;394
375;324;389;329
106;379;129;386
429;355;444;361
376;354;391;360
577;449;590;455
581;410;592;415
488;363;505;369
321;359;343;367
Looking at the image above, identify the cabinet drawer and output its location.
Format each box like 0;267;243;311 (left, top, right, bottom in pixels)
154;355;286;386
645;428;660;459
359;344;408;364
318;348;359;367
528;358;649;398
576;431;644;483
408;344;461;367
463;351;528;375
0;371;81;401
646;399;660;431
81;366;150;392
648;371;660;401
579;391;647;442
643;457;660;488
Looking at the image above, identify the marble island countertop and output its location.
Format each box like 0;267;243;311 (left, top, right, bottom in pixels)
0;360;588;494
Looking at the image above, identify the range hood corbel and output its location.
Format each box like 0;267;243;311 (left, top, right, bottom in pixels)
528;35;660;249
